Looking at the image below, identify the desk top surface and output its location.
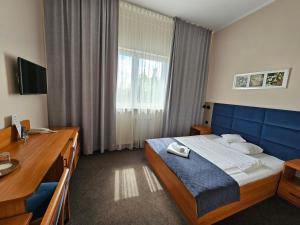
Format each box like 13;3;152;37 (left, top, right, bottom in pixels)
0;128;77;202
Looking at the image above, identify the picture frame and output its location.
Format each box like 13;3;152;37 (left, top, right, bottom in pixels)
233;69;290;90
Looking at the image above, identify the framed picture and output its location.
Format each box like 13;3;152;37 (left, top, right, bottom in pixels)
249;74;264;88
233;69;290;90
265;70;289;88
234;75;249;88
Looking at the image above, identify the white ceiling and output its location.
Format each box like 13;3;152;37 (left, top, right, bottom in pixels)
125;0;275;31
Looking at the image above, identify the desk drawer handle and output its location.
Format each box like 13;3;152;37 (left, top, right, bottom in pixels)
64;158;67;167
290;192;300;199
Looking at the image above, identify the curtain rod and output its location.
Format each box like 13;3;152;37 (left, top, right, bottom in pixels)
121;1;212;31
121;0;172;20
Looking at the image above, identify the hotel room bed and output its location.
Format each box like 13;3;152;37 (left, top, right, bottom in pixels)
145;136;282;225
144;103;300;225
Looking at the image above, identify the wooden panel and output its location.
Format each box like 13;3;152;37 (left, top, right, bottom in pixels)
285;159;300;171
278;182;300;207
0;199;26;219
197;173;280;225
61;131;79;173
145;143;199;225
62;140;72;167
21;120;31;131
277;160;300;207
73;143;81;171
0;120;30;150
43;155;65;182
190;126;212;135
145;143;281;225
0;213;32;225
0;127;18;150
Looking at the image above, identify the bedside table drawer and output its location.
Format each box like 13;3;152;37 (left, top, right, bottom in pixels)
278;182;300;207
190;126;212;135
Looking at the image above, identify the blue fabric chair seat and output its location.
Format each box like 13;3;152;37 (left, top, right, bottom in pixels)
26;182;58;219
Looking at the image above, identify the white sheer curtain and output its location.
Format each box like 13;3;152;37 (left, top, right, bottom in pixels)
116;1;174;149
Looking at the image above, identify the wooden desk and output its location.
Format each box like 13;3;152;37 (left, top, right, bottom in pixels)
0;123;79;219
0;213;32;225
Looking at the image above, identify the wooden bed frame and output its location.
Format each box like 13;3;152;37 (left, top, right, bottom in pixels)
144;143;281;225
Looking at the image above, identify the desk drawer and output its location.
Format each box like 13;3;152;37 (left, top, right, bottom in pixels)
64;132;79;172
63;141;72;167
74;143;80;170
278;182;300;207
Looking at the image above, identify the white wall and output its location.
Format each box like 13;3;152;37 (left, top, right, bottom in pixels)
206;0;300;111
0;0;48;128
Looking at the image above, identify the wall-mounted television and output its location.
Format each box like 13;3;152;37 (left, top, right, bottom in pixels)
17;57;47;95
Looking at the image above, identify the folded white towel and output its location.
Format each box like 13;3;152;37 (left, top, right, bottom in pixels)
167;142;190;158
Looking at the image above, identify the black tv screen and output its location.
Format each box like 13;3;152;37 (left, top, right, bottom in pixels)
17;57;47;94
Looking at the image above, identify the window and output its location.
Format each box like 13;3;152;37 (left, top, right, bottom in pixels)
116;1;174;149
117;49;169;110
117;1;173;111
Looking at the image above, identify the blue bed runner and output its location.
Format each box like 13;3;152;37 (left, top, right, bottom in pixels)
146;138;240;217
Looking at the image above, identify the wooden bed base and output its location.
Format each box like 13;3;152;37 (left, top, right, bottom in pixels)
144;143;281;225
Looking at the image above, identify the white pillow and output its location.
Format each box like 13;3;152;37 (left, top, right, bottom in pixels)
230;142;263;155
221;134;246;143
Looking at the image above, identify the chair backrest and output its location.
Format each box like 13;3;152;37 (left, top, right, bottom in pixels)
40;168;70;225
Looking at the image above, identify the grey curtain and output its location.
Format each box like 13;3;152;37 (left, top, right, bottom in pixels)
163;18;212;137
44;0;119;154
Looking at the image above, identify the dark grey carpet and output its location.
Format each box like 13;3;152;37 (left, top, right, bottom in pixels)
68;150;300;225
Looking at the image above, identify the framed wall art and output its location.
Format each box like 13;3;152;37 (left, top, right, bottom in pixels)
233;69;290;90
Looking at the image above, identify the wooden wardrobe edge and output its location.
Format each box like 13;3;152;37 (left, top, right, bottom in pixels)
144;143;281;225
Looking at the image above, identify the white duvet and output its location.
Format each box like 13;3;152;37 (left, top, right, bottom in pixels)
175;135;264;173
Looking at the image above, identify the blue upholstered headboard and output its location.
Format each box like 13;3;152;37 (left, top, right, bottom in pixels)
211;103;300;161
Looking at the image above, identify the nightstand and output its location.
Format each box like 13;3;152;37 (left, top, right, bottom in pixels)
190;125;212;135
277;159;300;207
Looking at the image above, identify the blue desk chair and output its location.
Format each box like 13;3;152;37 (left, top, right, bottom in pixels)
27;168;70;225
26;182;58;219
